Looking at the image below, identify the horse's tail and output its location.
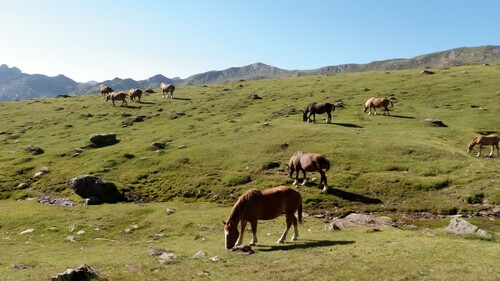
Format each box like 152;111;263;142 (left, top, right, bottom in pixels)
298;200;303;224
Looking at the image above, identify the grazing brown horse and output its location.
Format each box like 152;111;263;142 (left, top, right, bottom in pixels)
467;135;500;157
287;151;330;191
223;186;302;250
99;84;113;99
160;83;175;99
363;97;393;115
129;88;143;102
303;102;335;123
106;92;128;107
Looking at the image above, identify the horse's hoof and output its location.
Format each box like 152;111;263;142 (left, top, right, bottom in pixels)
276;240;285;244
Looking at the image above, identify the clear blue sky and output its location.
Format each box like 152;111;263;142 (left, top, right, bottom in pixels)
1;0;498;82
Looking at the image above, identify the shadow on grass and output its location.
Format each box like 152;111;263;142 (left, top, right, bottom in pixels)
388;114;416;119
328;188;383;204
123;105;142;109
137;101;156;105
172;97;192;101
331;122;364;128
258;239;355;252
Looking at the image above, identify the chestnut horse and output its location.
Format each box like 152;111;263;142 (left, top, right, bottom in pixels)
129;88;143;102
287;151;330;191
363;97;394;115
467;135;500;157
106;92;128;107
303;102;335;123
223;186;302;250
160;83;175;99
99;84;113;99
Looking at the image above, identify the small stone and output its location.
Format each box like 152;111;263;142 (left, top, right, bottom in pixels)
192;250;208;258
209;256;220;262
67;236;76;242
20;229;34;235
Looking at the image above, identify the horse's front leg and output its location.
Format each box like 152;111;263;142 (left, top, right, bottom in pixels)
235;219;247;246
320;171;329;192
249;220;258;246
292;171;299;187
476;145;482;157
301;170;307;186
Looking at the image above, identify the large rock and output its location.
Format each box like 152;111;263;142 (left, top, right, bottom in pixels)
70;175;126;204
25;145;44;155
445;218;491;239
51;264;102;281
89;134;118;147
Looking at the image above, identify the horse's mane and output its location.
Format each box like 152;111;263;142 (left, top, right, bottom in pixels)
228;189;261;222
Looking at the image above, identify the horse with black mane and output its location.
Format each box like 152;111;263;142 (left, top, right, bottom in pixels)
303;102;335;123
287;151;330;192
223;186;302;250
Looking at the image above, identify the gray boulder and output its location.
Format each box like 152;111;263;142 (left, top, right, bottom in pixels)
89;134;118;147
70;175;126;204
445;218;491;239
25;145;44;155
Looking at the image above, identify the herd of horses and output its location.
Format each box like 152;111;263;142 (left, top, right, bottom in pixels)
98;84;497;250
99;83;176;106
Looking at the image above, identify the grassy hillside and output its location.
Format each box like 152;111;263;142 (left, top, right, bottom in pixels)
0;63;499;215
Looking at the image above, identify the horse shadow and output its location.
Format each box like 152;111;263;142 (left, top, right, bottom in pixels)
172;97;192;101
387;115;415;119
331;122;364;128
137;101;156;105
123;105;142;109
327;188;383;204
258;239;354;252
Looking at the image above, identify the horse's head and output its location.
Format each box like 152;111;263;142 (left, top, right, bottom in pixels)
302;111;308;122
285;163;294;178
467;138;478;153
105;93;111;101
223;220;239;250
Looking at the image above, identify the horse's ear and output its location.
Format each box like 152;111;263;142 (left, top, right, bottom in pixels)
222;220;226;225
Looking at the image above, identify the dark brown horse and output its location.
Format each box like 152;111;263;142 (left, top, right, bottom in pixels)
287;151;330;192
467;135;500;157
223;186;302;250
160;83;175;99
303;102;335;123
363;97;394;115
99;84;113;99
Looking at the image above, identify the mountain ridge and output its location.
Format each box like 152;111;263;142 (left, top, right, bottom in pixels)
1;45;499;101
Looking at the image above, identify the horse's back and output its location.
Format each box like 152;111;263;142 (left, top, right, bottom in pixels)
255;186;301;219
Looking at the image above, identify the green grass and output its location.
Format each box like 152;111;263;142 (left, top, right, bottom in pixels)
0;200;498;281
0;63;499;215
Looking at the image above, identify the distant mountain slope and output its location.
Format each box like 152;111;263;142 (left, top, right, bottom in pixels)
1;45;499;101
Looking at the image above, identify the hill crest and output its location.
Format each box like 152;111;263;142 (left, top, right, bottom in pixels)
1;45;499;101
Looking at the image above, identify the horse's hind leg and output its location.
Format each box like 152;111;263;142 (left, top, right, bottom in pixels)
291;214;299;241
277;215;293;243
326;111;332;123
